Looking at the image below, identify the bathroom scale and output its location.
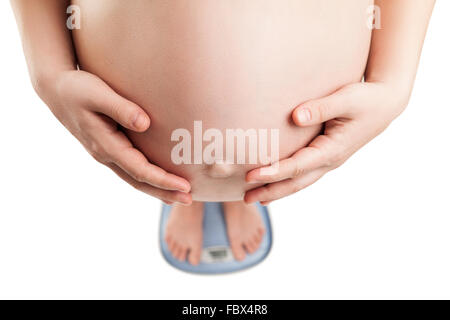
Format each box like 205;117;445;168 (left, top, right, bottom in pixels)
159;202;272;274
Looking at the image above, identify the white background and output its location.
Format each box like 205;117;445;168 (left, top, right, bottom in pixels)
0;1;449;300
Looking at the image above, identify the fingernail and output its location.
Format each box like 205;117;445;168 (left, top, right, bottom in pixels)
177;194;192;205
296;108;311;123
178;185;190;193
133;113;147;129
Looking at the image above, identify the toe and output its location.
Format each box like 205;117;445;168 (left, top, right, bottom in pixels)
251;236;262;252
164;234;172;245
174;246;184;261
168;241;177;254
174;250;182;261
230;242;246;261
178;246;188;262
253;232;263;246
244;240;257;254
188;247;202;266
170;243;180;258
257;226;266;237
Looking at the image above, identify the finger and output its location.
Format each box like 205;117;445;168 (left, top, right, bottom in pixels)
244;169;327;204
90;82;150;132
107;163;192;205
84;115;191;192
95;129;191;192
292;86;355;126
246;144;326;184
114;145;191;192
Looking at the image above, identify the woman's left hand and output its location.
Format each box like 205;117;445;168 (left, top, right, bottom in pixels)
244;81;409;205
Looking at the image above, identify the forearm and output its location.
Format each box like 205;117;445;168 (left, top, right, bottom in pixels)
273;1;436;203
11;0;76;93
365;0;435;99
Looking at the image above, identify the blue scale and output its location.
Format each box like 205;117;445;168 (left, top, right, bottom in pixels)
159;202;272;274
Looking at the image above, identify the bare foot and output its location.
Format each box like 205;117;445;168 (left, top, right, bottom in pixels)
223;201;266;261
164;202;204;265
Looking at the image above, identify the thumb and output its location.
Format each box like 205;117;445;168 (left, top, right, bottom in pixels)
91;82;150;132
292;85;356;127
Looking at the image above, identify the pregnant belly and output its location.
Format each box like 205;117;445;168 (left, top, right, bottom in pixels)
72;0;373;201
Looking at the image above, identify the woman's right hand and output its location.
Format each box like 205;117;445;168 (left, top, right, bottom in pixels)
36;70;192;205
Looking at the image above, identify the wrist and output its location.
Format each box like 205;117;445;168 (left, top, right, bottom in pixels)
31;68;76;105
365;77;413;116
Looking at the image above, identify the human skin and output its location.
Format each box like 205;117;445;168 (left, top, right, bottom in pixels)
71;0;373;201
11;0;435;204
11;0;192;205
10;0;370;264
11;0;434;265
245;0;436;205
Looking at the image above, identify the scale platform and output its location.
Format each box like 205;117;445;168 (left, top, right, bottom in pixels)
159;202;272;274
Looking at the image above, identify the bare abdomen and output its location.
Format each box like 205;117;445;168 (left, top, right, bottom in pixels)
72;0;373;201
